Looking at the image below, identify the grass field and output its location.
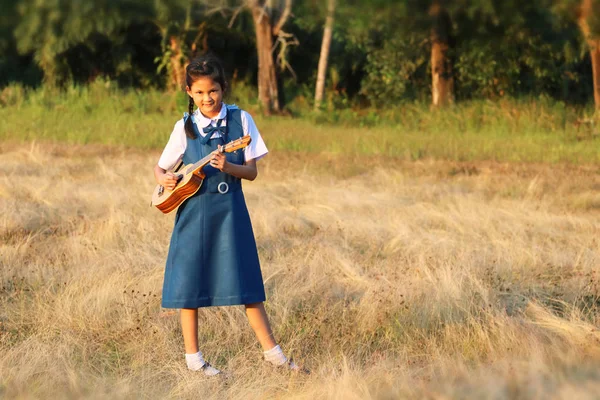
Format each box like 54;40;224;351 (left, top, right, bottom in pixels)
1;83;600;163
1;135;600;398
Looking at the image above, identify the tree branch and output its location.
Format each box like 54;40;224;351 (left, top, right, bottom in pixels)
272;0;292;36
274;30;299;80
228;4;245;28
201;0;234;17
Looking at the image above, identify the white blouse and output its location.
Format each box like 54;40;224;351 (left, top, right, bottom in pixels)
157;105;269;171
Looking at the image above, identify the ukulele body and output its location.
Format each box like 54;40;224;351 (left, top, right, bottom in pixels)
151;167;206;214
150;135;251;215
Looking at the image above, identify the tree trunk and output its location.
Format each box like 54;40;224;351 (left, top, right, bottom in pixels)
314;0;335;110
429;2;454;107
591;43;600;109
40;53;57;87
578;0;600;110
190;22;209;60
251;6;280;115
169;36;184;91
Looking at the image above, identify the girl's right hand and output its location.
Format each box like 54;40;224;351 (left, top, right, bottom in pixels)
159;172;180;191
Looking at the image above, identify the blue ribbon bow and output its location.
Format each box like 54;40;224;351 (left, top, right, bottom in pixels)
200;119;227;144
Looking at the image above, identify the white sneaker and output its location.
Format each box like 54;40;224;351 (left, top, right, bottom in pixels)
185;351;221;376
198;362;221;377
272;359;310;374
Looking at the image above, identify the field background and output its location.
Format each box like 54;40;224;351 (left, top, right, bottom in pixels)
1;95;600;398
3;0;600;396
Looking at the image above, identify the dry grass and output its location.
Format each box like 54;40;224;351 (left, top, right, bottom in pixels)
1;142;600;399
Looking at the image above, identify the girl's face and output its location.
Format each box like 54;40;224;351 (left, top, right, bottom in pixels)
187;76;224;119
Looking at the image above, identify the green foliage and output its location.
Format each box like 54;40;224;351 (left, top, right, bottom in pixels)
5;0;257;89
0;0;599;107
152;0;207;80
553;0;600;38
360;35;429;105
346;0;591;104
14;0;151;85
0;0;17;55
0;0;40;86
453;1;585;100
588;1;600;37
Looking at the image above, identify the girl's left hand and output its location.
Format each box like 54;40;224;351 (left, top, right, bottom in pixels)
210;151;228;172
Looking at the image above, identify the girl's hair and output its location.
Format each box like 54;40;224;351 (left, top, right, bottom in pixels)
184;54;228;139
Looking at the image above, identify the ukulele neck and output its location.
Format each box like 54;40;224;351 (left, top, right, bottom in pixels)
188;147;223;175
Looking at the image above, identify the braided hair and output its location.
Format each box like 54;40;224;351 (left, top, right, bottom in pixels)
184;55;228;139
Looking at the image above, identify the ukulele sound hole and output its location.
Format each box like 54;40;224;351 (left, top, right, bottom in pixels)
158;186;164;196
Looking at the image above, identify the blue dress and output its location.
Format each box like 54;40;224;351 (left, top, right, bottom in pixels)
161;105;266;308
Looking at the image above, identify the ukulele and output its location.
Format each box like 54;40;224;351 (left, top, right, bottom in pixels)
151;136;251;214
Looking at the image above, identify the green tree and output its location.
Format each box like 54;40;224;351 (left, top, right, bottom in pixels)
12;0;220;88
14;0;152;86
152;0;217;91
350;0;587;105
0;0;37;86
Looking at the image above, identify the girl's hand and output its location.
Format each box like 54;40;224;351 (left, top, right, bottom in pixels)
210;151;228;172
159;172;180;191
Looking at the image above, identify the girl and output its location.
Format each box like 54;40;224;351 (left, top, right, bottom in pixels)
154;55;299;376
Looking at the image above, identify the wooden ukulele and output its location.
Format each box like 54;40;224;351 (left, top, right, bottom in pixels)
151;136;251;214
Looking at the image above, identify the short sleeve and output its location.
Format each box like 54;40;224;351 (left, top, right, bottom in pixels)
241;111;268;162
157;119;187;170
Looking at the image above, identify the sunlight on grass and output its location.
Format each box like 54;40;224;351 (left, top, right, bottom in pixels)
1;143;599;398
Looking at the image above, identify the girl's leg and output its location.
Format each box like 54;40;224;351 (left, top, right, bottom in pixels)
245;302;304;372
245;302;277;350
180;308;199;353
180;308;221;375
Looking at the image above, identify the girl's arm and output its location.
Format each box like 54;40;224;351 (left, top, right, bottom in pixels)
154;164;181;190
210;153;258;181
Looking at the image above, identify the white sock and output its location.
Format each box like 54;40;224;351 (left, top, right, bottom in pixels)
263;345;287;366
264;345;303;372
185;351;221;376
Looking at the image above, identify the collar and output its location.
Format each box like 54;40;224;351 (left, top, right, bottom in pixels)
194;104;227;128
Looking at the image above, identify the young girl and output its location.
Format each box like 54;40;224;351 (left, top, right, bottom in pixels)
154;55;299;376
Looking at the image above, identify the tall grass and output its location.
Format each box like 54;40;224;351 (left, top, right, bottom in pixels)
1;143;599;398
1;82;599;163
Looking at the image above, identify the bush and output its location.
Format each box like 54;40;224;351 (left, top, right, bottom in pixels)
0;83;27;108
360;35;429;106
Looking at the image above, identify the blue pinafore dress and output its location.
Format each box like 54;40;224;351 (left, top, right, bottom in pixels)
161;105;266;308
